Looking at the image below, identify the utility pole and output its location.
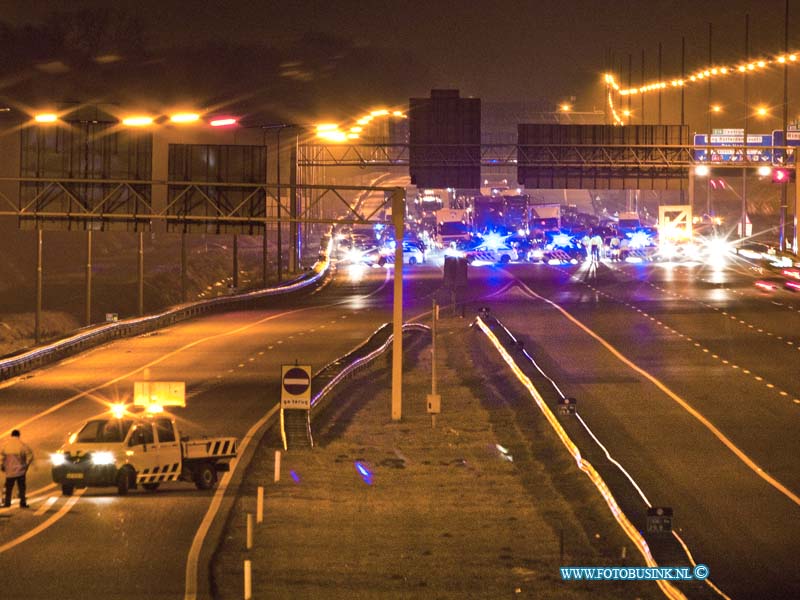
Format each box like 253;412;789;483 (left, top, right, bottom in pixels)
781;0;790;251
391;188;405;421
742;14;750;241
85;229;93;326
35;229;42;345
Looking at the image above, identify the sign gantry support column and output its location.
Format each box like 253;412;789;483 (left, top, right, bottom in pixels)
391;187;405;421
85;229;93;326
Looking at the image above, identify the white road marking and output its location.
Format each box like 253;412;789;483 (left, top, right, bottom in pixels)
34;495;58;516
184;402;280;600
0;489;84;554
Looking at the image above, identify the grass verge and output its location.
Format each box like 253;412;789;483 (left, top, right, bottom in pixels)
211;316;657;599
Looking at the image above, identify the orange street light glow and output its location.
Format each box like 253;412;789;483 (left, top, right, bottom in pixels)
34;113;58;123
170;113;200;123
711;104;722;113
210;118;237;127
756;106;768;117
560;103;572;112
316;123;339;132
122;116;154;127
316;130;346;142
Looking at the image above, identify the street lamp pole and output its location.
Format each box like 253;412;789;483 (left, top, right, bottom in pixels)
741;14;750;241
780;0;790;251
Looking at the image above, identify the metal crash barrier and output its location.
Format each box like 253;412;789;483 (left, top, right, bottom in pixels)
0;237;334;382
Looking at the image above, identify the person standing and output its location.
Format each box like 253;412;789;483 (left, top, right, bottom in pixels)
2;429;34;508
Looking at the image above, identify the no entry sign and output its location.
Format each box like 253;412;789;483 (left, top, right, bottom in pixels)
281;364;312;409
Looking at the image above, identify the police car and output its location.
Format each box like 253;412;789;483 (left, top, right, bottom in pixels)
50;383;237;496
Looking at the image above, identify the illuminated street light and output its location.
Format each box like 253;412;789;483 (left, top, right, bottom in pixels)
34;113;58;123
122;116;154;127
757;165;772;177
695;165;710;177
210;117;238;127
316;123;339;132
170;113;200;123
316;130;347;142
756;106;769;117
560;103;572;112
711;104;722;113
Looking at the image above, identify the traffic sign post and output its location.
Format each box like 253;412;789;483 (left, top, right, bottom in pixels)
646;506;673;533
557;397;576;416
281;364;312;409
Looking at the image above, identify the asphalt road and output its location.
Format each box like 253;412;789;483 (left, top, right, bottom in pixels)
2;251;799;599
478;256;800;599
0;263;449;600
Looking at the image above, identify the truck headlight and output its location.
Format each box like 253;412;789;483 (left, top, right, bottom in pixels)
91;451;115;465
50;453;67;466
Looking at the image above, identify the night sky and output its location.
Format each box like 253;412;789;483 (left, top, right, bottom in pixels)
2;1;799;128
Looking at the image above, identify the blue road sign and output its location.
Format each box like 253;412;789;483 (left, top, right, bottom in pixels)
694;131;772;162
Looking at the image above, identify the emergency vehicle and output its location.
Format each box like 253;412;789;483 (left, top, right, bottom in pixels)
50;382;237;496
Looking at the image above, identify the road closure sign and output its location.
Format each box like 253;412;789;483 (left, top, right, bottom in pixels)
281;364;312;409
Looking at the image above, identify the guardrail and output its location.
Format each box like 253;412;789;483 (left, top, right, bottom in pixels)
0;236;335;383
311;322;430;410
474;314;686;600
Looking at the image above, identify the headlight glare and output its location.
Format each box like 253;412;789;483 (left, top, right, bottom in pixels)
50;453;66;466
91;451;115;465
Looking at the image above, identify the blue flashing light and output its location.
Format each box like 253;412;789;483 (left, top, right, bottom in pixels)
551;233;573;248
483;232;506;251
629;230;651;249
355;461;373;485
290;470;301;483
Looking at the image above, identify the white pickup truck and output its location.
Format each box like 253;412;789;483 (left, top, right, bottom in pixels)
51;408;237;496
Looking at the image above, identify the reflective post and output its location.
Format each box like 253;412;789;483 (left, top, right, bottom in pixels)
391;188;404;421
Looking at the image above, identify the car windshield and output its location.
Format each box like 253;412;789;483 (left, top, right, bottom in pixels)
76;419;134;443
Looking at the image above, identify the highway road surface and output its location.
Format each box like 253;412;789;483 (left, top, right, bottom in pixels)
1;251;799;599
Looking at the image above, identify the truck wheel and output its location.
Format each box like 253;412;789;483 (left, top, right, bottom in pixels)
194;463;217;490
408;256;417;265
61;484;74;496
117;468;132;496
142;483;160;491
500;254;511;264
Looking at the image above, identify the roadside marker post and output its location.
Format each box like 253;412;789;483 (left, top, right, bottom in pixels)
274;450;281;482
244;559;252;600
246;513;253;550
256;486;264;524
